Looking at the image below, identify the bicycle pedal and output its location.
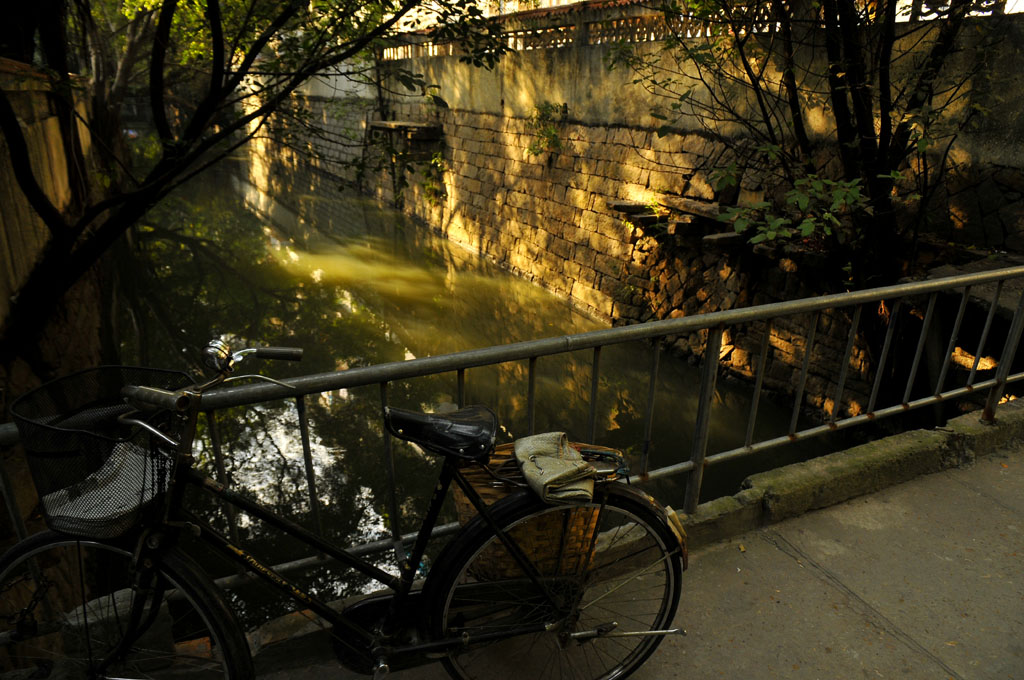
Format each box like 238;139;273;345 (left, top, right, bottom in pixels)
373;658;390;679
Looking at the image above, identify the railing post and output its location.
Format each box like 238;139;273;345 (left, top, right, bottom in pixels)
295;395;324;537
970;281;1002;387
868;300;902;414
527;357;537;435
904;293;938;405
588;346;602;443
935;287;970;396
983;287;1024;422
745;321;773;448
641;340;661;476
207;412;242;575
379;383;406;566
684;325;723;513
830;305;862;424
789;311;820;435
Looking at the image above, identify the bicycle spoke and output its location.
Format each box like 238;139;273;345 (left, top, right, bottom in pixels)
435;491;681;680
0;536;246;680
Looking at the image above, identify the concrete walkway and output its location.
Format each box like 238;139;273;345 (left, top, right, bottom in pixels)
260;444;1023;680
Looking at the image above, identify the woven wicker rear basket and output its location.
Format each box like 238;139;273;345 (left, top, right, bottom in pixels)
453;442;622;581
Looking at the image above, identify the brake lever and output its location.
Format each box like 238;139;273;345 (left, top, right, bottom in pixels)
219;374;298;390
116;413;180;447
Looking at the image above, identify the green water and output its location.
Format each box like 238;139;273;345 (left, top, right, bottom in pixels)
117;161;813;624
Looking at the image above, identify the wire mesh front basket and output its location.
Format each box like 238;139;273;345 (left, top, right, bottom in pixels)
10;366;193;539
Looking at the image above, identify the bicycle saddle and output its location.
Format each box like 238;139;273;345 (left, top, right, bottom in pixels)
383;405;497;461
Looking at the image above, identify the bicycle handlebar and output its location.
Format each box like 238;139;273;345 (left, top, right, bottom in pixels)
121;342;303;412
253;347;303;362
122;385;193;412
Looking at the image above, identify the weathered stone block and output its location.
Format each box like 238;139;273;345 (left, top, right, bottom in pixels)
594;253;623;278
589;231;631;258
649;170;685;193
612;301;642;320
586;174;616;196
618;163;646;185
947;397;1024;461
574;156;599;176
573;246;597;269
685;176;715;200
571;281;614;318
681;488;764;549
548;236;573;260
565;186;589;206
743;429;953;523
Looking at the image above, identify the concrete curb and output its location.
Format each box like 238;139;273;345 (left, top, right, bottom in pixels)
681;398;1024;548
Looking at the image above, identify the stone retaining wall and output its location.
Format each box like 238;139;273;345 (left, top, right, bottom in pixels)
249;93;880;413
367;105;877;409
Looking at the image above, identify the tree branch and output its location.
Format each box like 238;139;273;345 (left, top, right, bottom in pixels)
150;0;178;144
821;0;860;180
888;0;972;168
837;0;878;175
225;0;304;94
876;0;898;167
774;0;813;168
207;0;226;96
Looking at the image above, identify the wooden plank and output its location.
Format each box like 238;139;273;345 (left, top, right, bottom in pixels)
604;199;648;214
702;232;745;248
659;195;720;218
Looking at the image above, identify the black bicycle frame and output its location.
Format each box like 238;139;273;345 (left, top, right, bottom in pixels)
158;453;554;668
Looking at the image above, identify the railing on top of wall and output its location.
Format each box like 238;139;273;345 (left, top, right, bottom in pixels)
4;265;1024;556
381;0;1019;61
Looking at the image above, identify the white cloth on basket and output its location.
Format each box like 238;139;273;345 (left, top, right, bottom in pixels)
514;432;595;504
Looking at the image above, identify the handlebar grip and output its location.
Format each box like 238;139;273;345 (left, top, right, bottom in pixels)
254;347;303;361
122;386;193;412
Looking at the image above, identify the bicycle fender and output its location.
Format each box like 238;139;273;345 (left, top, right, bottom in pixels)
602;483;688;570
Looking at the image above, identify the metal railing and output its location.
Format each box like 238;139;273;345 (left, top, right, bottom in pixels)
381;0;1022;61
4;265;1024;552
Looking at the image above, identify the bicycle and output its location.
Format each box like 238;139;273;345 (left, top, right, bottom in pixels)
1;339;687;680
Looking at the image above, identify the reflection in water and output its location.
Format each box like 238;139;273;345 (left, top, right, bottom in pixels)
119;162;810;627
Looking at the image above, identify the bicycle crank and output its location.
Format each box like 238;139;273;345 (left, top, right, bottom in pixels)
569;622;687;642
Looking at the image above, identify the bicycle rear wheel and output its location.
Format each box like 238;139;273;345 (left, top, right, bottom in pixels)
0;531;253;680
425;485;683;680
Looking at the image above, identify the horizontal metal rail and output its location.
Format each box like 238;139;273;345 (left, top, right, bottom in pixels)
21;264;1019;421
4;264;1024;559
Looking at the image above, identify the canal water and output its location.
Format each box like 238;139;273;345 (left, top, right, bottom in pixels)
117;160;818;623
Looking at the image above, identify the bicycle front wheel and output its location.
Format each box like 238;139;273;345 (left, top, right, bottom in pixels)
0;531;253;680
426;485;683;680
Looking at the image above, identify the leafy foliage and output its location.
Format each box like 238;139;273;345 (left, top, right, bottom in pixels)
720;175;871;246
421;151;448;206
525;101;564;156
608;0;991;284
